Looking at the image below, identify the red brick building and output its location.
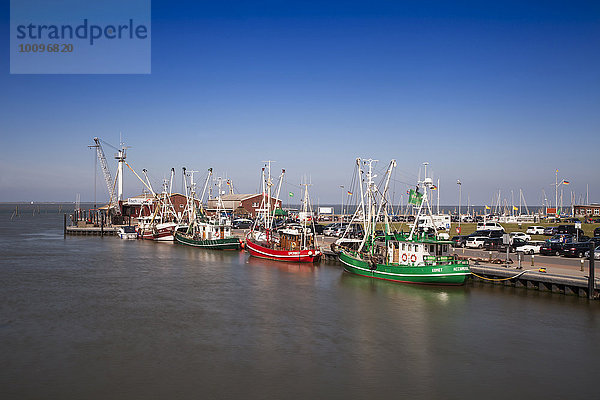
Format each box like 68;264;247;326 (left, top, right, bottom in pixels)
206;194;281;217
574;204;600;218
121;193;198;221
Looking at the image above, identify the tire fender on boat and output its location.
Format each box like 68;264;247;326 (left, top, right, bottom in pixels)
402;253;408;262
410;254;417;263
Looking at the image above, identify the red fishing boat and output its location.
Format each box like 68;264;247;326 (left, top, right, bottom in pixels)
245;162;321;263
245;228;321;262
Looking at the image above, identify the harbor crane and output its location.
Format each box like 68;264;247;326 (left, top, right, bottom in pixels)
89;137;128;210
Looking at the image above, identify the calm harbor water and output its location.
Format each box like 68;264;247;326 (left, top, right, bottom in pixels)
1;204;599;399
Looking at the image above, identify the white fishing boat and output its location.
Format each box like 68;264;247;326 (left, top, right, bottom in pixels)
117;226;138;239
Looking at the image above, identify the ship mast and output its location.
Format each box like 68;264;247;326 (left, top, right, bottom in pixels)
408;162;438;240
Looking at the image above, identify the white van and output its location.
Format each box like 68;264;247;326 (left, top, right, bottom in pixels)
476;221;504;231
414;215;451;231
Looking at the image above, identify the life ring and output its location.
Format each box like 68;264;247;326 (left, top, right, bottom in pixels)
402;253;408;262
410;254;417;263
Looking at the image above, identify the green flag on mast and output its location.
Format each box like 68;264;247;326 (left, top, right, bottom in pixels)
408;189;423;205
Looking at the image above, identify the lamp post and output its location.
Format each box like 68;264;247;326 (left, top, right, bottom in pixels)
457;180;462;231
340;185;344;222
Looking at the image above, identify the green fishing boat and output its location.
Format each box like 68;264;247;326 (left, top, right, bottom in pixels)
175;230;241;250
337;158;470;285
174;168;242;251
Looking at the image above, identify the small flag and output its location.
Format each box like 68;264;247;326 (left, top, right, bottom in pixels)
289;192;294;197
431;185;437;190
226;181;230;185
485;205;491;210
347;191;353;196
513;206;518;211
562;180;570;185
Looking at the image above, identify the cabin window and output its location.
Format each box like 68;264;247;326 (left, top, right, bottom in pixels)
402;243;405;251
443;245;448;252
595;209;600;215
430;245;435;252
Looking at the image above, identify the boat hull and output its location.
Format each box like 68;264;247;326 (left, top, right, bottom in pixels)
174;232;242;250
138;223;177;241
246;238;321;263
339;250;470;285
118;232;138;240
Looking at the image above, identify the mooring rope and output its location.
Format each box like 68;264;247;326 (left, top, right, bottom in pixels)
470;269;539;282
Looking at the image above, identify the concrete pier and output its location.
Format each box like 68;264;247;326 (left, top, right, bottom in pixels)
466;265;598;299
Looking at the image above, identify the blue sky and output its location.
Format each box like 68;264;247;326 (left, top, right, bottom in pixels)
1;1;599;206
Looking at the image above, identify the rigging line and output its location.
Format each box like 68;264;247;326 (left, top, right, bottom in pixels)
388;176;415;186
281;178;304;190
394;167;419;179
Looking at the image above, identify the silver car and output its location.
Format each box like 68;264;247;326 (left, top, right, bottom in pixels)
585;246;600;260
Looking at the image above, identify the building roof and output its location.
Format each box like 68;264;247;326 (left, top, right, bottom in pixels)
216;194;259;201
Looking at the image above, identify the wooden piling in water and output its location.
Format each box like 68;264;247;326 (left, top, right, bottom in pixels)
589;242;595;300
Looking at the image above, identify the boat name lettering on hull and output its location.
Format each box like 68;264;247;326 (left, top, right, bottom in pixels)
453;266;470;271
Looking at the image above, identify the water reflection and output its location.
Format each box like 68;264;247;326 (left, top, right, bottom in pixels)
2;209;600;399
245;255;319;275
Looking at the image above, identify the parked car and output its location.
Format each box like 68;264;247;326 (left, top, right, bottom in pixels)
323;223;342;236
510;232;531;242
484;237;527;252
345;224;364;238
557;224;584;236
232;218;253;229
451;235;469;248
540;236;575;256
543;226;558;236
466;237;487;249
312;223;325;234
476;221;505;231
483;237;503;251
526;226;545;235
547;234;574;244
560;240;594;258
470;229;504;238
584;246;600;260
515;241;545;255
